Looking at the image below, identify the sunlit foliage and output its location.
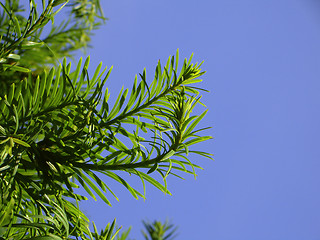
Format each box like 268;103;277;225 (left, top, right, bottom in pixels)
0;0;212;239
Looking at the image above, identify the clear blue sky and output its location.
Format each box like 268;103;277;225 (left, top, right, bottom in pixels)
78;0;320;239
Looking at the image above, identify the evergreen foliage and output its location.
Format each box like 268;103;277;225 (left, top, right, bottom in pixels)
0;0;212;239
142;220;178;240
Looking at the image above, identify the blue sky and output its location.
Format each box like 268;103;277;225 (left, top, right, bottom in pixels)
78;0;320;239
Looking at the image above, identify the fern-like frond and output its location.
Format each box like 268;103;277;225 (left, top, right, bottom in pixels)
0;50;212;210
